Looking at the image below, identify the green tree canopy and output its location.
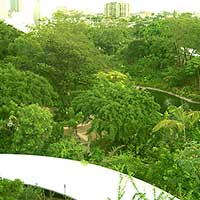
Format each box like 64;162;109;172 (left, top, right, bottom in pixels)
0;64;58;107
31;14;108;95
72;71;161;145
125;13;200;69
0;21;22;59
6;35;44;69
88;23;131;55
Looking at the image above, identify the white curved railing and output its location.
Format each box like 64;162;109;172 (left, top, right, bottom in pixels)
0;154;178;200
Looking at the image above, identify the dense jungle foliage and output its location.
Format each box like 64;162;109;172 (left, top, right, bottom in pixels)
1;10;200;199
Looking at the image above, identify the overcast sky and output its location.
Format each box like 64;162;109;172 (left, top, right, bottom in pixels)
39;0;200;15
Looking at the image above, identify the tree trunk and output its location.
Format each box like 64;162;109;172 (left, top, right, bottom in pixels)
197;69;200;91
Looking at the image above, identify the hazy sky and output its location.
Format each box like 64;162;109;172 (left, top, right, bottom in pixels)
39;0;200;15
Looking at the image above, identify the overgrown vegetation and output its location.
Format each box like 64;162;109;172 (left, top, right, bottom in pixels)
1;10;200;199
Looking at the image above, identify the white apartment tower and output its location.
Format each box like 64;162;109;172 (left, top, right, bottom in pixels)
34;0;41;24
10;0;23;13
104;1;131;18
0;0;23;19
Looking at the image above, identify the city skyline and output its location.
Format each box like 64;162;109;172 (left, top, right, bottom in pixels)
1;0;200;19
1;0;200;32
38;0;200;14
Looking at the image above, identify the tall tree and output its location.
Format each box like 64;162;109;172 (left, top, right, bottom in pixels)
89;23;131;55
0;64;58;107
0;21;22;59
30;13;109;105
7;35;44;69
186;57;200;90
72;71;161;145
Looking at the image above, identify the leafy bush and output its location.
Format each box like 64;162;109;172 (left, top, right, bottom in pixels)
0;178;45;200
173;142;200;199
0;103;53;155
47;136;85;160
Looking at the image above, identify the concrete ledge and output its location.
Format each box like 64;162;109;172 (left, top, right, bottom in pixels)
0;154;178;200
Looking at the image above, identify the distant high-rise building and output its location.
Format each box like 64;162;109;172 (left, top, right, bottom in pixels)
104;1;131;18
10;0;23;13
0;0;9;19
34;0;40;24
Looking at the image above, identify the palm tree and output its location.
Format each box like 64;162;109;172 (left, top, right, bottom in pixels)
153;106;200;142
